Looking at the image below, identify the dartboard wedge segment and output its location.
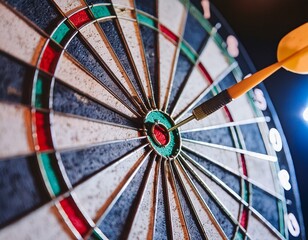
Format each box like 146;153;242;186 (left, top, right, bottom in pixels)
0;0;305;239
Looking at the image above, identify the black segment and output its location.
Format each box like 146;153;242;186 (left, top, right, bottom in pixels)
251;185;280;231
66;33;137;112
172;162;205;239
4;0;62;34
85;0;111;4
182;128;235;148
53;81;137;127
183;11;209;54
218;72;238;90
167;52;193;113
0;156;49;228
0;52;33;104
99;155;150;239
154;160;168;240
138;25;159;106
99;20;146;104
135;0;156;16
183;159;236;239
61;139;145;185
240;123;267;154
183;151;241;195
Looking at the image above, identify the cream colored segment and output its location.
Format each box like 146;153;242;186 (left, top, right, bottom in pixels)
51;0;85;15
127;160;156;240
55;53;135;118
0;3;46;65
175;160;227;239
172;67;210;118
79;23;137;98
158;0;186;35
187;161;240;220
179;108;228;132
165;162;189;239
158;36;177;109
52;113;140;150
227;94;255;121
74;148;147;220
228;96;278;193
0;103;34;159
200;38;230;80
112;0;134;8
247;213;279;240
0;203;73;240
245;155;276;194
183;141;240;175
116;16;152;99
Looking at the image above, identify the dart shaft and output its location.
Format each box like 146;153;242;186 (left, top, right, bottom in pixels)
168;90;232;132
192;90;233;120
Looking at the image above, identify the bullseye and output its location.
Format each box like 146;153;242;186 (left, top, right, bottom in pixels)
144;110;181;158
152;123;170;146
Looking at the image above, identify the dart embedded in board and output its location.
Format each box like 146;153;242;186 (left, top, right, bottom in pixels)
169;23;308;132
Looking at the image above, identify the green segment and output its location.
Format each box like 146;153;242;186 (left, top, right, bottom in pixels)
40;153;62;196
234;231;244;240
34;76;50;109
90;5;113;19
180;41;198;63
145;111;180;158
137;13;156;29
51;21;71;44
91;230;104;240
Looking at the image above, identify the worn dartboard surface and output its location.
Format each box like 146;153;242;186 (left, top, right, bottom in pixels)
0;0;305;239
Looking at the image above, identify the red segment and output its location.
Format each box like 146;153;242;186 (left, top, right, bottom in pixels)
240;207;248;229
198;62;213;84
60;196;91;236
69;10;91;28
35;112;53;151
159;24;179;43
240;154;248;176
39;44;60;74
153;124;169;146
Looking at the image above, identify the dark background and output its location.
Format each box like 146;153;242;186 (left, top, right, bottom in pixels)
210;0;308;237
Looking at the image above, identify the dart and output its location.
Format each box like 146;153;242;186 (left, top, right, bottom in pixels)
168;22;308;132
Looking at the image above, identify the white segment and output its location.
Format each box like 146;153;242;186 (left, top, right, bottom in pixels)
200;38;230;80
0;3;46;65
127;160;157;239
0;103;34;159
172;67;210;118
186;160;240;220
174;160;227;239
114;8;153;102
52;113;140;150
74;147;147;220
51;0;85;15
183;141;240;175
245;155;277;194
228;95;279;193
0;203;73;239
158;36;177;109
165;162;189;239
112;0;132;8
158;0;186;109
179;108;228;132
227;94;255;120
158;0;186;35
247;213;279;240
55;53;136;118
79;23;138;98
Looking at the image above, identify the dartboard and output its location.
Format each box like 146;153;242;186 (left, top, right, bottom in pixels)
0;0;305;239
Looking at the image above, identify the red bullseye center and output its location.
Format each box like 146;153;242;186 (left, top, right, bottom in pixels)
152;124;170;146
